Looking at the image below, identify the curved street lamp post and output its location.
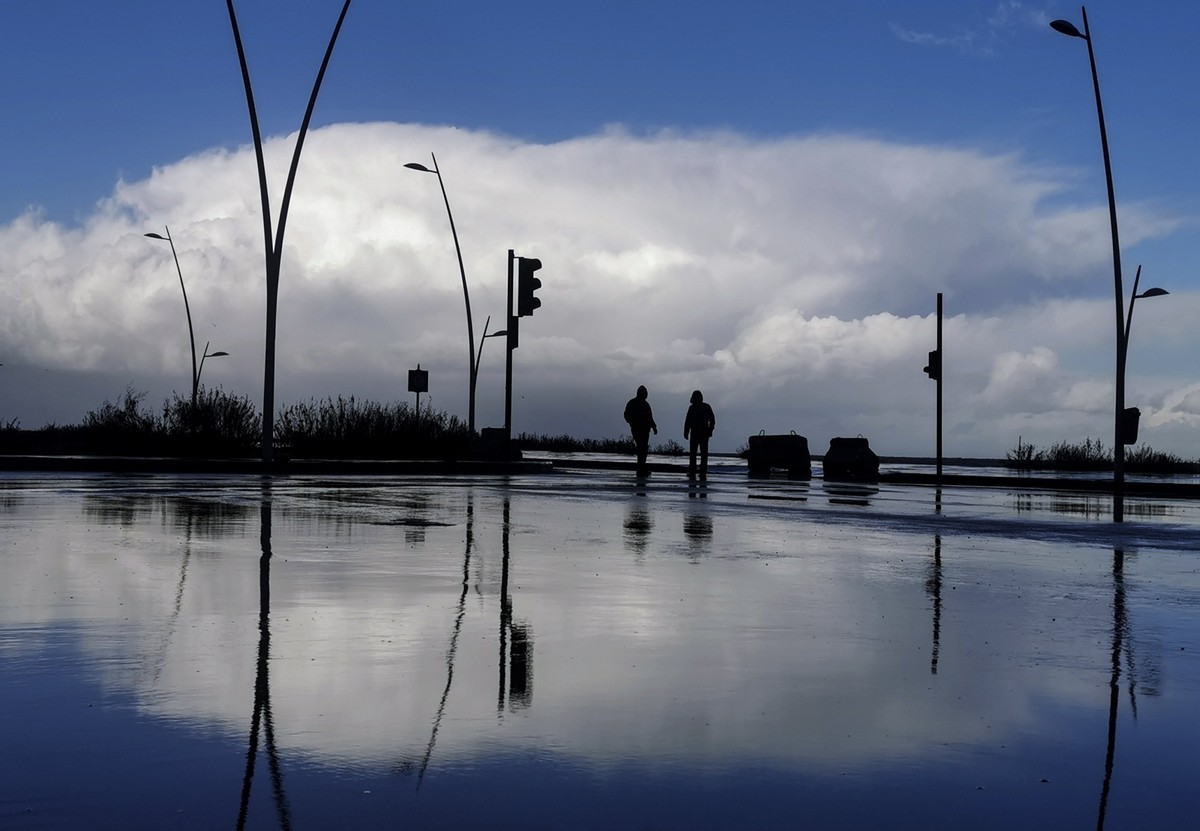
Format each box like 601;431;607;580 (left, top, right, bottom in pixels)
1050;7;1166;522
198;342;231;398
1121;264;1168;454
146;227;228;407
405;154;478;434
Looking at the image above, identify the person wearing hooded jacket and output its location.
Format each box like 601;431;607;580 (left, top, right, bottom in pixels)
623;385;658;475
683;390;716;480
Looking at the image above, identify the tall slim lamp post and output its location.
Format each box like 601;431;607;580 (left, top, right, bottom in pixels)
1050;7;1130;521
146;227;228;408
145;227;198;407
405;155;477;434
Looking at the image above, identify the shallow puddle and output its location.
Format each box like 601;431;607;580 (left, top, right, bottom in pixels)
2;471;1198;829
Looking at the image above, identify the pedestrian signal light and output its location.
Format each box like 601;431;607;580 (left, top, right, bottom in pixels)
923;350;940;381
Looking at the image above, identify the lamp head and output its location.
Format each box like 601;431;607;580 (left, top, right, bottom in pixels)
1136;287;1169;299
404;162;433;173
1050;19;1085;39
144;232;167;240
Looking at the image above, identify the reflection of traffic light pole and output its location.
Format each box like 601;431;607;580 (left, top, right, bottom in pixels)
504;250;543;449
923;292;943;484
497;497;533;714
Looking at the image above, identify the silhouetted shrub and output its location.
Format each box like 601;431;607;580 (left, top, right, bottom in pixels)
75;387;167;454
160;386;262;455
1126;445;1195;473
517;433;636;454
275;396;470;459
1005;437;1196;473
653;438;685;456
84;387;159;434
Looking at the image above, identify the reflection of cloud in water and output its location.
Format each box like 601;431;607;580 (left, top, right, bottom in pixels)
0;480;1168;775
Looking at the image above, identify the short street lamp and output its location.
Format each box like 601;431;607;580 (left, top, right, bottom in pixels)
1121;265;1168;450
197;342;230;401
146;227;227;408
406;154;478;434
477;316;506;378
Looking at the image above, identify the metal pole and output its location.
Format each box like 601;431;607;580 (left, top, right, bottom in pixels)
1079;6;1127;522
430;154;477;434
936;292;943;485
226;0;354;465
504;250;515;450
498;498;511;712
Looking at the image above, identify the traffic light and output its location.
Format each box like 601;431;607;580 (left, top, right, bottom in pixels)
517;257;542;317
923;349;940;381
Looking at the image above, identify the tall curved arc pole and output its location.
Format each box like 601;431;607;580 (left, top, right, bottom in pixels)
1078;7;1128;523
159;226;199;407
1053;7;1126;521
226;0;354;464
430;153;477;433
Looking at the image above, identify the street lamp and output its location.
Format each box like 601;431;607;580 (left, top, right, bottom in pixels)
1121;264;1168;470
405;154;478;434
197;342;230;400
146;227;229;409
1050;7;1131;521
1124;265;1168;346
476;315;506;380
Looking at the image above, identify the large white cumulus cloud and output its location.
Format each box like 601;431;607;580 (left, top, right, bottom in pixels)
0;122;1195;456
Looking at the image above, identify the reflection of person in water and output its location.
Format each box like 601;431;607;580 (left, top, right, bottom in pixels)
623;385;658;475
683;390;716;480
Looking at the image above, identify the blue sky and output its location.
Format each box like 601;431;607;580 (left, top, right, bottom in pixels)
0;1;1197;456
5;2;1195;228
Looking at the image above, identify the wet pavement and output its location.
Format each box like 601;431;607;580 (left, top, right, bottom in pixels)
1;468;1198;829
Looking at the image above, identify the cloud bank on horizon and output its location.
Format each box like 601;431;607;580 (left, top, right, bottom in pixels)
0;121;1196;457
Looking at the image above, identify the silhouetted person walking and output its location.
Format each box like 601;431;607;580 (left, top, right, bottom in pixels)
623;385;658;475
683;390;716;480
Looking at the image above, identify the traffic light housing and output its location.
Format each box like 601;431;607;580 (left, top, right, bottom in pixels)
517;257;542;317
923;349;940;381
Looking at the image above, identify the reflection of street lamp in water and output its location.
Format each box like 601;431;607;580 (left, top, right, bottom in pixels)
237;490;291;829
1096;548;1134;830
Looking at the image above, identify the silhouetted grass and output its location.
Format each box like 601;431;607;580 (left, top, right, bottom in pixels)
1126;445;1193;472
276;395;470;459
654;438;686;456
517;433;637;454
1006;437;1197;473
0;389;471;460
516;433;687;457
160;387;262;455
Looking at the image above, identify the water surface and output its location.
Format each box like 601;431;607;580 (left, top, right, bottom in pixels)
2;471;1198;829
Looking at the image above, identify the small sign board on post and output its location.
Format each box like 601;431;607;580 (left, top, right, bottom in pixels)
409;364;429;422
408;366;429;394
